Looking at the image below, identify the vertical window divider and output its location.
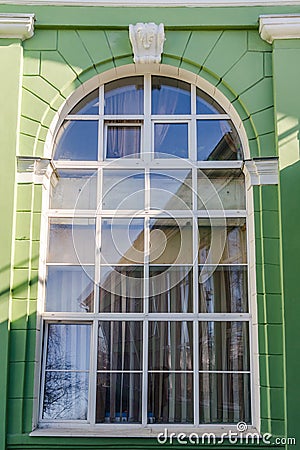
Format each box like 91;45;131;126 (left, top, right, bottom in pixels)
144;74;151;163
143;214;150;425
89;319;97;425
190;84;197;162
98;85;104;161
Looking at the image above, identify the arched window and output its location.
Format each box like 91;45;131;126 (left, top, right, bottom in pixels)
40;74;252;431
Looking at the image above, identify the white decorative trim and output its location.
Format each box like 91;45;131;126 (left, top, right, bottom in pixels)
0;0;300;6
259;14;300;43
129;23;165;64
17;156;52;184
244;158;279;185
0;13;35;40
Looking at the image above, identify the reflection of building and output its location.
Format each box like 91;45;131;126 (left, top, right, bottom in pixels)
0;3;299;450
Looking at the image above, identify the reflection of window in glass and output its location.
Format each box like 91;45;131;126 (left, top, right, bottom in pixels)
150;170;192;210
102;170;145;209
197;120;242;161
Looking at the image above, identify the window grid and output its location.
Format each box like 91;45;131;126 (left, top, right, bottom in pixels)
40;75;252;428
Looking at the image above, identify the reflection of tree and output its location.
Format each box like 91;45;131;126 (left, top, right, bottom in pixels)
43;326;88;420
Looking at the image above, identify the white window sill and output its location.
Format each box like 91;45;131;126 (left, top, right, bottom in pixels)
30;424;259;438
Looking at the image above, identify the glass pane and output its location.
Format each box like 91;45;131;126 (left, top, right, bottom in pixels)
99;266;143;313
152;77;191;115
150;170;192;210
101;218;144;264
106;125;141;159
148;373;193;424
54;120;98;161
196;88;226;115
102;170;144;210
154;123;188;159
149;266;193;312
46;324;91;370
98;321;142;371
199;373;251;424
199;266;248;313
43;372;89;420
96;372;142;423
148;321;193;371
197;120;242;161
46;266;95;312
70;89;99;115
149;218;193;264
50;170;97;210
197;169;245;210
199;218;247;265
104;77;144;115
48;218;95;264
199;322;250;371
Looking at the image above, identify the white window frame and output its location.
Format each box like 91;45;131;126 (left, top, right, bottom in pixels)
32;65;259;437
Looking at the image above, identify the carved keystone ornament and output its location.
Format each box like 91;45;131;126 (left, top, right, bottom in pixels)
129;22;165;64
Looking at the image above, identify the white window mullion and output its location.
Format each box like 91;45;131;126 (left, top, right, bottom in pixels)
98;85;104;161
88;320;98;425
144;74;151;163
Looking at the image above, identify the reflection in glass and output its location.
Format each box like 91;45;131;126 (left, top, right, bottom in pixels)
104;77;144;115
199;322;250;371
199;266;248;313
199;218;247;264
43;324;91;420
148;373;193;423
197;120;242;161
106;125;141;158
102;170;144;210
150;170;192;210
96;373;142;423
149;266;193;312
152;77;191;115
50;170;97;210
45;324;91;370
199;373;251;424
99;266;143;313
149;218;193;264
48;218;95;264
54;120;98;160
43;372;89;420
70;89;99;115
98;321;142;371
101;218;144;264
197;169;245;210
148;321;193;371
46;266;94;312
154;123;188;159
196;88;226;115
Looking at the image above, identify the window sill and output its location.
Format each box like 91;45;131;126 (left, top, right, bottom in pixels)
30;425;259;438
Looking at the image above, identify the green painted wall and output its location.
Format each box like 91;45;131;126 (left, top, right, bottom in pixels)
273;39;300;450
0;3;296;449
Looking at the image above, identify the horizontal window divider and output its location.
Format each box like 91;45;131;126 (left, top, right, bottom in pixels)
103;115;144;120
47;210;246;218
65;115;100;120
105;122;142;127
45;369;90;373
198;263;248;266
148;370;193;373
195;114;230;120
96;370;143;373
198;370;251;374
52;161;244;169
42;313;251;320
152;117;191;122
46;263;95;266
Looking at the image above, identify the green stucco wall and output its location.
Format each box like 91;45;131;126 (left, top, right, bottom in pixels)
0;3;298;450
